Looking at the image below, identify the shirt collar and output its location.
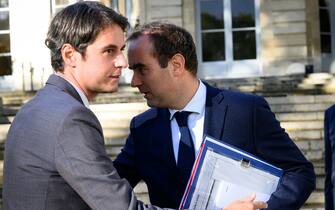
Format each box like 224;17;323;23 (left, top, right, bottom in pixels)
55;74;90;109
70;82;90;109
169;80;206;120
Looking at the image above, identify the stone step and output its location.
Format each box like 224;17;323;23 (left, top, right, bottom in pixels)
90;102;148;113
0;92;35;106
95;111;143;121
286;130;323;141
303;191;324;209
267;94;335;105
280;121;324;131
105;138;126;147
99;120;132;129
275;112;324;122
295;140;323;152
103;128;129;140
304;150;323;162
270;103;331;113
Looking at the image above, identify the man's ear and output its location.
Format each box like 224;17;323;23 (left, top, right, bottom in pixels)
170;53;186;76
61;43;77;68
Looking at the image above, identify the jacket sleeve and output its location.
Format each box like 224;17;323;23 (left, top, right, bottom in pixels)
325;108;335;210
55;106;170;210
253;96;315;210
114;117;142;187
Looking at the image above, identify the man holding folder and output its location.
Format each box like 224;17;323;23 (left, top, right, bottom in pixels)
114;22;315;209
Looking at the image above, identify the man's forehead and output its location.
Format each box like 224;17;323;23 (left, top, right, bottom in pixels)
128;35;152;47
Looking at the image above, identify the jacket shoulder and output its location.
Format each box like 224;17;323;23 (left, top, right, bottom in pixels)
326;103;335;115
221;89;266;107
131;108;160;128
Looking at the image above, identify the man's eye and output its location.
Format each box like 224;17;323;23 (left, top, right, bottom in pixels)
139;68;147;75
106;49;115;54
134;67;144;74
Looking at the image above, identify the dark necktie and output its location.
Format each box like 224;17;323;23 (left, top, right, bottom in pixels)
174;111;195;187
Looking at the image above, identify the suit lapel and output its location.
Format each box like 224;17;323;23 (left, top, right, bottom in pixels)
204;82;227;140
46;74;84;105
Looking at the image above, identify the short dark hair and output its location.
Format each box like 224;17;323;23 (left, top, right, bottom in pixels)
45;1;129;71
127;22;198;75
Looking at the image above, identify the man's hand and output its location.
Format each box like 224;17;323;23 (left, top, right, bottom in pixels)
222;194;268;210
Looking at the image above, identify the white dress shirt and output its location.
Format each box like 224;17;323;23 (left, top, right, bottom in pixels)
169;80;207;163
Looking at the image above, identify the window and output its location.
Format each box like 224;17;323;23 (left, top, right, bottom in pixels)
196;0;261;78
51;0;118;14
0;0;11;76
318;0;335;72
319;0;331;53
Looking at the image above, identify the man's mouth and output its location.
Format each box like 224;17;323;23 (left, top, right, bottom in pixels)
110;75;120;79
141;91;150;97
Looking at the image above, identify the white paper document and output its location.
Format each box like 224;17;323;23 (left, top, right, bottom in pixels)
179;136;283;210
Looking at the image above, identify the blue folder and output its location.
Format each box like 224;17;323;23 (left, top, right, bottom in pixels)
179;135;283;210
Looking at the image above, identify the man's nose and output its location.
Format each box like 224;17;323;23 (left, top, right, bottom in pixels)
131;72;141;87
115;53;128;68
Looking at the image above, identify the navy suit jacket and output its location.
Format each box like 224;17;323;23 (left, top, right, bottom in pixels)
325;104;335;210
114;83;315;209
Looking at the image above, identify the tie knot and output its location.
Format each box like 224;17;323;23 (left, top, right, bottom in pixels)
174;111;191;127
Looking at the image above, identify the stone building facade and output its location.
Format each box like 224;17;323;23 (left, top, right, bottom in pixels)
0;0;334;208
0;0;334;91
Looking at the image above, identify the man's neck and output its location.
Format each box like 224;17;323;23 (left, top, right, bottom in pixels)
56;71;95;101
174;77;199;110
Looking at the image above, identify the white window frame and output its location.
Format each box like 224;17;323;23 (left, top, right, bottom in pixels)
195;0;261;79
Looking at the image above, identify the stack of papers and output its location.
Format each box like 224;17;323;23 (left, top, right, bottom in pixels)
179;136;283;210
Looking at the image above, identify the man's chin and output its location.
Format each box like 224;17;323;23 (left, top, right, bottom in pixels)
146;100;165;109
101;86;118;94
146;100;156;108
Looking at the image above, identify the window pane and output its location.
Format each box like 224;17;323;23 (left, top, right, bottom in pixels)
200;0;224;30
0;55;11;76
202;32;225;61
232;0;255;28
233;31;256;60
56;0;69;4
0;0;8;8
321;34;331;53
320;8;330;32
0;34;10;53
319;0;327;7
0;11;9;30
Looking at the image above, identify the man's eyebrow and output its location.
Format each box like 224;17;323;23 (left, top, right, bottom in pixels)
102;44;117;50
128;63;145;70
102;44;125;51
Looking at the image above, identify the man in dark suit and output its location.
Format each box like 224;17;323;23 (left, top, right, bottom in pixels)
2;2;172;210
325;104;335;210
114;22;316;210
